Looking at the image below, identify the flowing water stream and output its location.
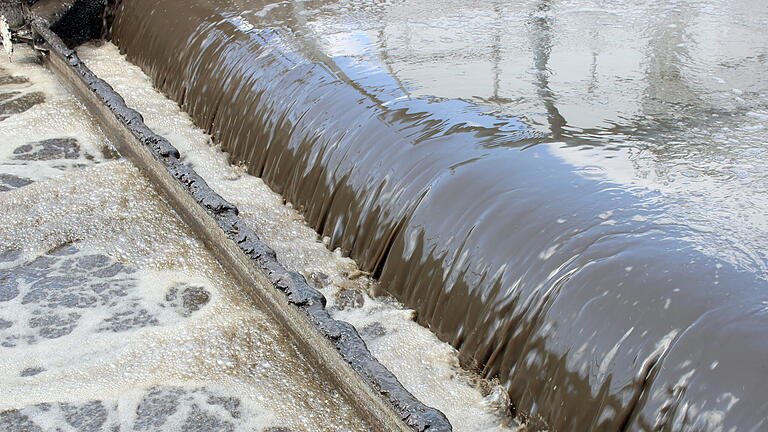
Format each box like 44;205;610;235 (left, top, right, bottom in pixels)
106;0;768;430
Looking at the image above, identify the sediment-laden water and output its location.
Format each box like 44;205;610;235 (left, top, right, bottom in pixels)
108;0;768;430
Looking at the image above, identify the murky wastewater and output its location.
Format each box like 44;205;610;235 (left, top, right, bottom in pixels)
224;0;768;272
108;0;768;430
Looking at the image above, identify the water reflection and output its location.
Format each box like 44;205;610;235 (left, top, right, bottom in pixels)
110;1;768;430
231;0;768;271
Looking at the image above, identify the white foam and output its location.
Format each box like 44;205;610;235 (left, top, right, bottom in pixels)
0;45;372;432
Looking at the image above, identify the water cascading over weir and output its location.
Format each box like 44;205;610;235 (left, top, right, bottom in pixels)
35;0;768;430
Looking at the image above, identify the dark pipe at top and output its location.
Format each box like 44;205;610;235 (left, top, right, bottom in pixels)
109;0;768;430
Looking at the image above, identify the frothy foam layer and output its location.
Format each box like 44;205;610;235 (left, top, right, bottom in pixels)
2;385;275;432
1;44;370;432
78;41;520;432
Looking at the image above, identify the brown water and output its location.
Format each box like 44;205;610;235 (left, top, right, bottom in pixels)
109;1;768;430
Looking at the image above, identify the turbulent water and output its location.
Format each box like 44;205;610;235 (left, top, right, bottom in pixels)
270;0;768;272
0;45;371;432
107;0;768;431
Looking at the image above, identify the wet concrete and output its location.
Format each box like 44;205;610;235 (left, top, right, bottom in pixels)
23;0;106;46
109;0;768;430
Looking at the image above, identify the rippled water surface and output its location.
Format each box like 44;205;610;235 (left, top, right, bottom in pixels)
235;0;768;271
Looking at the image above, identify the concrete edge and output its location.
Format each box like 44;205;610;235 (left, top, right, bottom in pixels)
30;20;452;432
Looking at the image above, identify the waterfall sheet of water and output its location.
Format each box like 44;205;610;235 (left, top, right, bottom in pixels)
105;0;768;430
